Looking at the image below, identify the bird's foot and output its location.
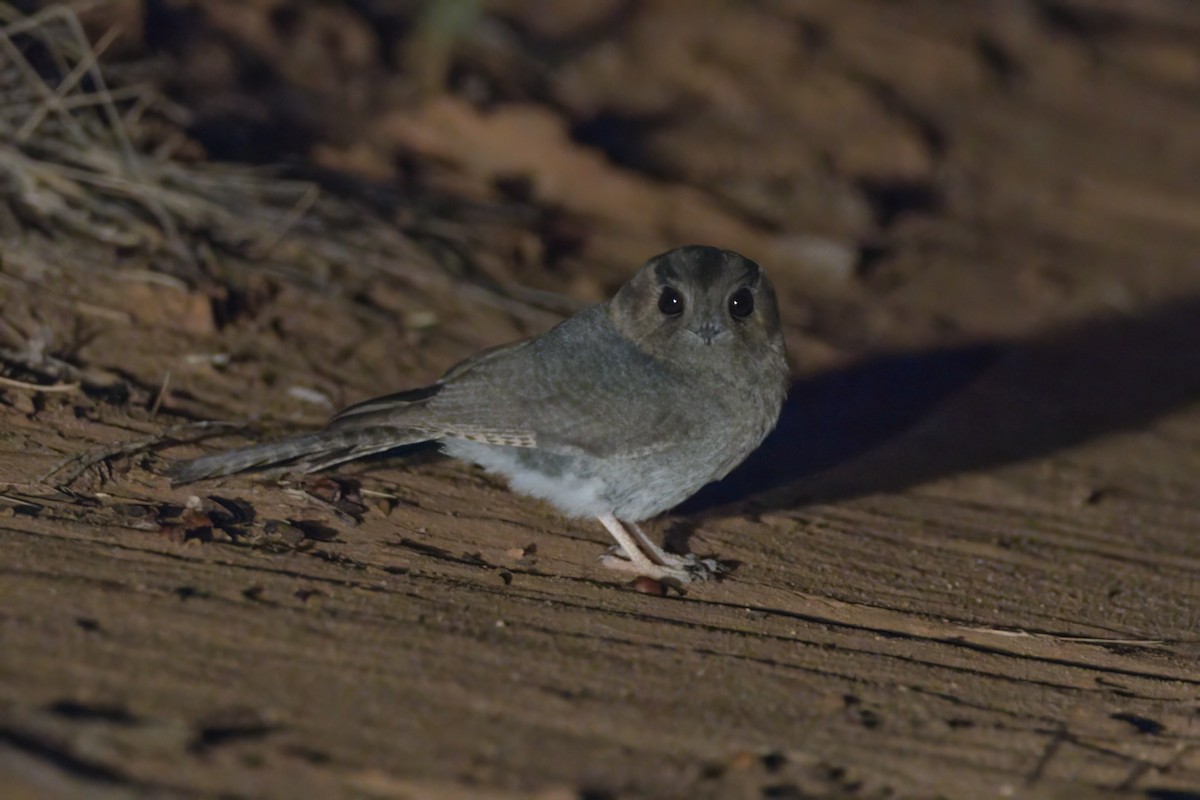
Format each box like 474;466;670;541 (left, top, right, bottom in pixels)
595;514;729;585
599;546;726;584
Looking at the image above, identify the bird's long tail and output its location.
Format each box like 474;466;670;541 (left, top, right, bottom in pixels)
168;427;431;484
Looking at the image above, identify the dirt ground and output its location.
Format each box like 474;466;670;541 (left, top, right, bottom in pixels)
2;1;1200;798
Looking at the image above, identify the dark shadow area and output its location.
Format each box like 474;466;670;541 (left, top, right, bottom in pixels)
684;295;1200;517
856;177;944;227
681;342;1000;513
569;111;676;180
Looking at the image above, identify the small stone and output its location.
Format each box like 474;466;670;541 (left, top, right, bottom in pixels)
630;577;666;596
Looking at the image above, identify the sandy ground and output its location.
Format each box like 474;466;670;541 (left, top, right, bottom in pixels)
2;1;1200;798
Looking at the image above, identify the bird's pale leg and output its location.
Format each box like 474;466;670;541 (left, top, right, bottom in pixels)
596;513;665;572
595;514;720;583
625;521;683;566
628;520;725;579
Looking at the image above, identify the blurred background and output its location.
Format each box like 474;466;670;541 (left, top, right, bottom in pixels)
6;0;1199;474
5;0;1200;384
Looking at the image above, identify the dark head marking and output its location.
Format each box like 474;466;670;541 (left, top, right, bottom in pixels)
650;245;761;291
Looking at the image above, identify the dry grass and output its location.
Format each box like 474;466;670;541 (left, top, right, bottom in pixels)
0;2;555;487
0;3;327;266
0;3;555;315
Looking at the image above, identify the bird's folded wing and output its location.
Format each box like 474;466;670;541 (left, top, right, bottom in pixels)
323;307;700;459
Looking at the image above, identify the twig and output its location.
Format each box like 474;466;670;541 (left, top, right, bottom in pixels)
0;16;90;148
0;374;79;392
247;181;321;259
1025;723;1068;787
15;24;120;142
42;421;244;486
962;626;1169;646
149;369;170;417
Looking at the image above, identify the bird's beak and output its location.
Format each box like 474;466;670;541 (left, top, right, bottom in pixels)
689;321;727;345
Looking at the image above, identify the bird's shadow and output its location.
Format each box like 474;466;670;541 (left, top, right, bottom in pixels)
679;294;1200;521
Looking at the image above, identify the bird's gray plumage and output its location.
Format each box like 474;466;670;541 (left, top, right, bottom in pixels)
169;245;789;583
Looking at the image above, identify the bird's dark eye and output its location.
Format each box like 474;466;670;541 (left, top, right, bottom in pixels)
658;286;684;316
729;287;755;319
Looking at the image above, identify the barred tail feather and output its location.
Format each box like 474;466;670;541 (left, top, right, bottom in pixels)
168;427;431;484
